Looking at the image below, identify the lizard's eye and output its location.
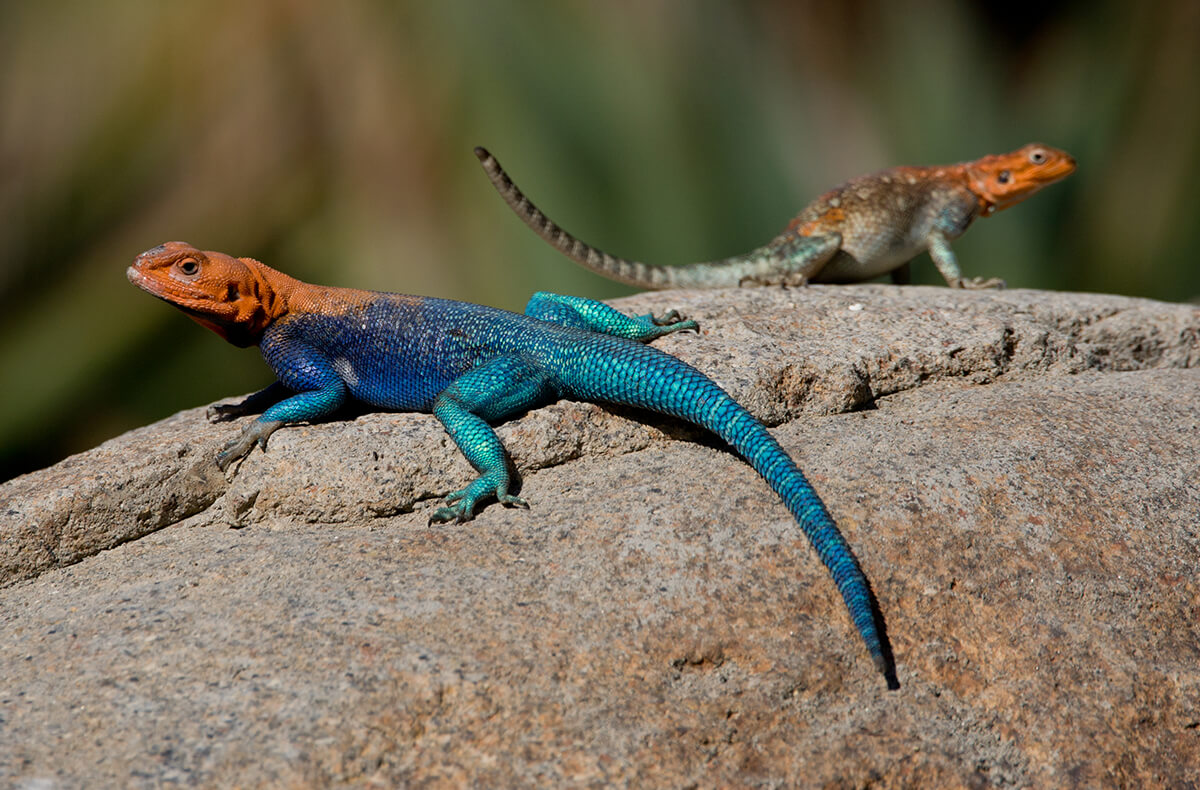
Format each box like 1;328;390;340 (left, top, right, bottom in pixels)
1029;149;1046;164
178;259;200;277
997;170;1011;184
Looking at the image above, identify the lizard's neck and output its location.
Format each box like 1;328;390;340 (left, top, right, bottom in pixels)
245;259;295;318
953;164;1000;217
205;258;303;347
246;260;383;326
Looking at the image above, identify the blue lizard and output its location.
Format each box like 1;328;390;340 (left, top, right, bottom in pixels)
128;241;894;685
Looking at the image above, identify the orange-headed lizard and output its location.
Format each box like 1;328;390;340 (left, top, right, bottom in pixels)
128;242;896;686
475;143;1076;289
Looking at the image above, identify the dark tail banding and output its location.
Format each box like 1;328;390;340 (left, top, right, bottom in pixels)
474;147;783;290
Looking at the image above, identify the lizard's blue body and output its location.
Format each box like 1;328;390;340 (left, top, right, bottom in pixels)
128;242;893;684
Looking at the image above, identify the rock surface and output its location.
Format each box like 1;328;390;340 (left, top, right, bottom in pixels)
2;285;1198;787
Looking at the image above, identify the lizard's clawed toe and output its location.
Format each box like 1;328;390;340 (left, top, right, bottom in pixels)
429;503;473;525
499;494;529;509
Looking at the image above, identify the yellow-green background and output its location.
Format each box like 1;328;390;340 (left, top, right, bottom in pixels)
2;1;1197;480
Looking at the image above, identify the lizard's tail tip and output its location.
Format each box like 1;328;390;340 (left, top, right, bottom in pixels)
473;146;491;161
875;652;899;690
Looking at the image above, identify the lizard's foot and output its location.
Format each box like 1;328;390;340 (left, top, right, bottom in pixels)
215;420;284;471
648;308;686;326
739;273;809;288
427;486;470;524
633;310;698;336
428;494;528;525
954;276;1006;290
208;402;249;423
427;477;528;525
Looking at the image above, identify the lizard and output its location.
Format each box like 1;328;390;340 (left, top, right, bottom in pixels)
128;241;896;686
474;143;1076;290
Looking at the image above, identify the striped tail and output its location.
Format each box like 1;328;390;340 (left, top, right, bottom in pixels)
474;147;780;290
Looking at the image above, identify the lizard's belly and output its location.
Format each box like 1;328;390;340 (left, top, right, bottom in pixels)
813;236;924;282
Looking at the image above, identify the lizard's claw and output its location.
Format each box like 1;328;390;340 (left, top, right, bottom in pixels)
958;276;1006;290
656;311;699;334
499;493;530;509
208;402;248;423
949;275;1006;290
215;435;259;471
636;309;698;334
428;486;471;524
215;420;284;471
664;318;699;334
639;310;699;335
651;309;683;326
428;504;469;525
739;272;810;288
427;480;529;525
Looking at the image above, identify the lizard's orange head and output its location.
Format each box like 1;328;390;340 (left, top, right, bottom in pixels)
966;143;1076;215
127;241;284;347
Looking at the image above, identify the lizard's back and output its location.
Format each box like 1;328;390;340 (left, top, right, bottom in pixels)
262;293;543;411
793;166;979;283
262;290;683;414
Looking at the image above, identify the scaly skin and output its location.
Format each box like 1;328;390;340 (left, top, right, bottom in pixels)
128;242;896;686
476;144;1076;289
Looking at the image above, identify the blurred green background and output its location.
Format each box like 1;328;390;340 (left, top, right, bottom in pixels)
2;0;1198;481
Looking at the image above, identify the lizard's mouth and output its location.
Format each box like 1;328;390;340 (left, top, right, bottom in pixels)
1041;156;1077;181
127;264;181;301
127;265;238;323
126;265;148;288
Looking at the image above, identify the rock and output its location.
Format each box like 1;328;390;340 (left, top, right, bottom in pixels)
1;285;1198;787
0;409;228;586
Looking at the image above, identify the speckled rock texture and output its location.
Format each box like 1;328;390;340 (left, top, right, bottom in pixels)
2;285;1198;788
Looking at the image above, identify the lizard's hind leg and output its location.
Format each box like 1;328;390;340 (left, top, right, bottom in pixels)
525;291;697;339
429;355;554;524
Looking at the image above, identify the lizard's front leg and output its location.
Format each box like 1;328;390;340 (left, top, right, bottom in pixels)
216;381;347;470
429;355;554;524
207;381;293;423
928;231;1005;289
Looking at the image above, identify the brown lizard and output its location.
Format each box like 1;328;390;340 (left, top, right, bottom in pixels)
475;143;1076;289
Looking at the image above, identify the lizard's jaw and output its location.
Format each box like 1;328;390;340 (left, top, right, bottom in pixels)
126;265;148;289
128;264;243;327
